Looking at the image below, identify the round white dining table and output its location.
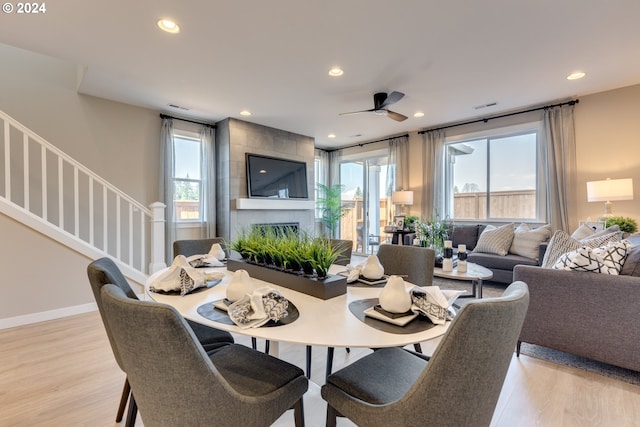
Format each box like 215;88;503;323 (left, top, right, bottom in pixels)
145;265;450;356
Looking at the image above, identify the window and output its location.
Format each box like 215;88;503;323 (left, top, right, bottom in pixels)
173;133;202;221
444;123;544;222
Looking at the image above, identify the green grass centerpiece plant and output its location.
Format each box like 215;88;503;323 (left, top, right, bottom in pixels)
227;228;347;300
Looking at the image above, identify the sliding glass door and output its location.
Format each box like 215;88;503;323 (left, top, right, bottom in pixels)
340;152;389;255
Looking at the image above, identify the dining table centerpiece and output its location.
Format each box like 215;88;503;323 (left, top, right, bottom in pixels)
227;228;347;300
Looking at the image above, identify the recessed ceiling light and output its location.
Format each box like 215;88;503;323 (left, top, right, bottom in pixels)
328;133;336;139
240;110;251;116
567;71;586;80
157;19;180;34
413;112;425;118
328;67;344;77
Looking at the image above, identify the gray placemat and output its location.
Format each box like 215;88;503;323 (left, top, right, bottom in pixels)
197;299;299;326
349;298;437;334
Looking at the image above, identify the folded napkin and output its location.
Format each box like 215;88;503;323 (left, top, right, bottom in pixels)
410;286;466;324
227;286;289;329
149;255;208;296
187;254;225;268
344;262;364;283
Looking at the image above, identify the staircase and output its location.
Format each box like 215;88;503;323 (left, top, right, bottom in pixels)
0;111;165;284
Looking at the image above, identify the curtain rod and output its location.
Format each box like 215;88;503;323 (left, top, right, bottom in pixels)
323;133;409;153
159;113;216;129
418;99;579;134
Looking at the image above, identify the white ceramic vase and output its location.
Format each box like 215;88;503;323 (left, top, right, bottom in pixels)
379;275;412;313
209;243;226;260
226;269;255;302
361;255;384;280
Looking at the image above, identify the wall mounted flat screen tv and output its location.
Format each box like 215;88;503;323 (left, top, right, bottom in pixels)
246;153;309;199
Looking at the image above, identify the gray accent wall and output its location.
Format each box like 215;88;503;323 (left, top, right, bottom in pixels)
216;118;315;241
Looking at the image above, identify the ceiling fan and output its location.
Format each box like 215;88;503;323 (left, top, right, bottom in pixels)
339;91;408;122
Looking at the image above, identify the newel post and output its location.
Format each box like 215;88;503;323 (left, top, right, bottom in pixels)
149;201;167;274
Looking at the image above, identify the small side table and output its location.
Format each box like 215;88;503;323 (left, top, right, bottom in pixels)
386;230;414;245
432;262;493;299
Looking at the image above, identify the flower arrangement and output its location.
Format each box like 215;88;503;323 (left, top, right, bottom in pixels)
413;214;453;256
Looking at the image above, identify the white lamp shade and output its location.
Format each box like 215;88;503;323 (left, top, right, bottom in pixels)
392;190;414;205
587;178;634;202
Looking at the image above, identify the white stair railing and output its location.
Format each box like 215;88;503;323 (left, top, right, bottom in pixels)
0;111;166;280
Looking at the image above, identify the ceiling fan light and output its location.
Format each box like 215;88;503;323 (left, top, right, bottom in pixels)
414;111;425;118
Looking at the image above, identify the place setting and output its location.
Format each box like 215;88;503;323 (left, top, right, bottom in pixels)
197;269;299;328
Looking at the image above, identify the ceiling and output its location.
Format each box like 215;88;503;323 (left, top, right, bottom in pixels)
1;0;639;149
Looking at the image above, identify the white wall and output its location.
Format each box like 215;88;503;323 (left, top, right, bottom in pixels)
574;84;640;222
0;45;156;325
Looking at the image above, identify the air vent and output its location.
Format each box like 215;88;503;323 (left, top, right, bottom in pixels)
167;103;190;111
474;102;497;110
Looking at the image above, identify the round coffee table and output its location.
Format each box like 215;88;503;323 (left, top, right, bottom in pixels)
433;262;493;299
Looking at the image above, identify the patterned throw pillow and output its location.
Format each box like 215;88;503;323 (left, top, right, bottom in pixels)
541;230;622;268
552;241;632;275
509;223;552;260
474;223;515;256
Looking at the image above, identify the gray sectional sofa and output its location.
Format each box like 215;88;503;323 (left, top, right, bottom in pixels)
513;233;640;372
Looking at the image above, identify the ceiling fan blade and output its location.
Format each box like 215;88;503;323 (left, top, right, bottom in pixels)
339;108;375;116
386;110;408;122
379;91;405;109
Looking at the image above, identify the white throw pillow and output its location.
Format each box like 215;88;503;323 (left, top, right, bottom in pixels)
571;223;597;240
541;230;622;268
509;223;552;260
571;224;620;240
474;223;514;256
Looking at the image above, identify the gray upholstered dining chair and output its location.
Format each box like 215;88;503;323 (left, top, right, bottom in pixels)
172;238;266;352
376;243;435;288
87;257;234;426
376;244;435;353
330;239;353;266
321;281;529;427
172;237;226;259
101;283;309;427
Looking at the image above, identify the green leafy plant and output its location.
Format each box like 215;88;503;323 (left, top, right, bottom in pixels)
605;216;638;234
413;212;452;255
404;215;419;231
316;183;346;238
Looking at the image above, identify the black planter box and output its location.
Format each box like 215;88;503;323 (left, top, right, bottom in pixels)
226;259;347;300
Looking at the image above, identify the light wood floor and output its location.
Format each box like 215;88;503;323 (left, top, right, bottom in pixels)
1;311;640;427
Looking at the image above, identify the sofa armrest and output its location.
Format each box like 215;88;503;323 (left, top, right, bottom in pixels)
538;242;548;266
513;265;640;371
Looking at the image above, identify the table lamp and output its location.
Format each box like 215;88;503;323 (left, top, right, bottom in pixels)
392;190;413;216
586;178;634;221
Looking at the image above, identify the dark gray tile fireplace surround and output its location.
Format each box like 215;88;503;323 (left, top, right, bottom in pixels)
215;118;316;241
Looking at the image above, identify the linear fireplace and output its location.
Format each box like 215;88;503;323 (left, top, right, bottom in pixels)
252;222;300;236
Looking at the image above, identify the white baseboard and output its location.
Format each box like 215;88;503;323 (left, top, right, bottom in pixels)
0;302;98;330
